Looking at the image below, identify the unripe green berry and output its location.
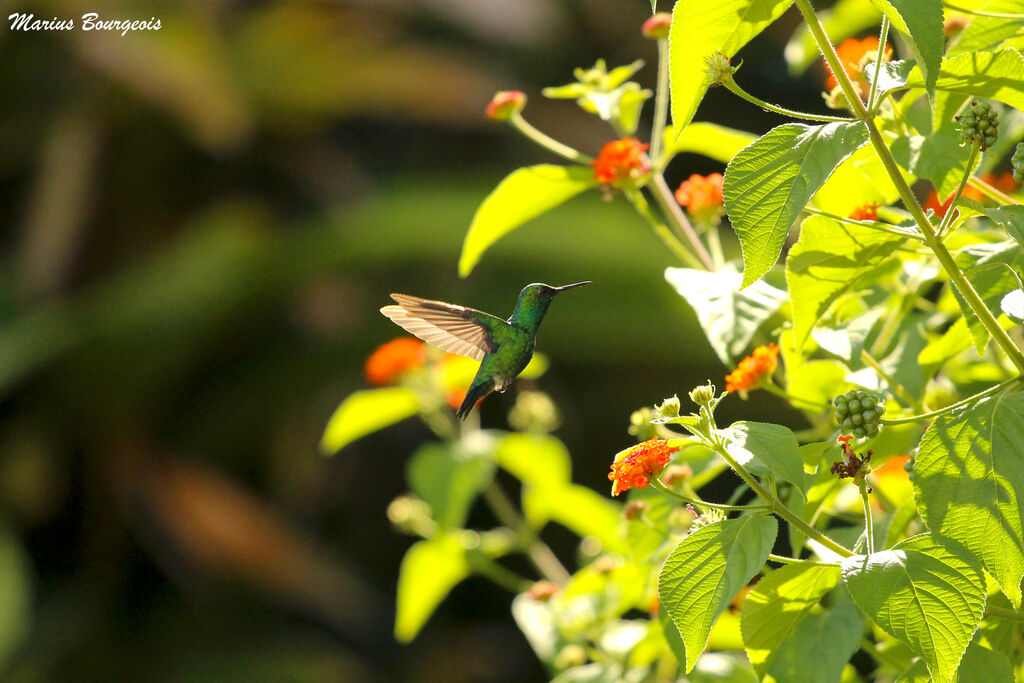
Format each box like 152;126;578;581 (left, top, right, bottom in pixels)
848;399;861;412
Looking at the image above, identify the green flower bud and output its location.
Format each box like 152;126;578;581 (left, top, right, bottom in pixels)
657;394;681;418
688;383;717;407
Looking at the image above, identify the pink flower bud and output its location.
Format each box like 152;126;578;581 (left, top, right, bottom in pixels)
642;13;671;40
485;90;526;121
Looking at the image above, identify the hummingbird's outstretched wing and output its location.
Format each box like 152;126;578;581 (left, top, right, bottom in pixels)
381;294;508;362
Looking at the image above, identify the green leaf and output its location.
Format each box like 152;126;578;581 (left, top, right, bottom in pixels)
899;49;1024;111
986;206;1024;247
894;660;930;682
407;442;496;530
494;433;571;489
741;563;841;674
811;308;883;362
659;515;777;672
786;215;904;351
664;266;787;366
785;360;848;412
956;642;1014;683
812;141;904;217
949;0;1024;57
892;129;976;199
511;593;562;664
724;122;869;287
879;322;928;398
669;0;794;135
458;165;597;277
841;534;986;681
524;484;624;553
953;241;1023;352
918;317;974;375
914;392;1024;607
320;386;419;453
662;122;757;163
395;534;470;642
719;422;806;493
765;589;864;683
869;0;944;93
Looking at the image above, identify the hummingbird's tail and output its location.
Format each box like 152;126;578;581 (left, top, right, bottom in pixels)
456;380;492;419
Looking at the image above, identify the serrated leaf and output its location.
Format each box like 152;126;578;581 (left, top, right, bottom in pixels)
724;122;869;287
899;49;1024;111
841;534;986;681
953;241;1023;352
786;215;904;351
320;386;419;453
949;0;1024;57
741;563;841;674
662;122;757;163
669;0;794;135
914;392;1024;607
812;141;904;217
765;589;864;683
957;642;1014;683
659;515;777;673
395;534;470;642
459;165;596;277
665;266;787;366
869;0;944;93
719;421;806;493
408;442;495;530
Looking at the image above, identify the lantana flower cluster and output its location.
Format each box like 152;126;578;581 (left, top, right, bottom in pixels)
608;437;680;496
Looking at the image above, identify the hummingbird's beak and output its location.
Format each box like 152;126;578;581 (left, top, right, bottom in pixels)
554;281;592;292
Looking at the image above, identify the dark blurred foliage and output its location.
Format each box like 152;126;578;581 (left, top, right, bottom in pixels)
0;0;826;680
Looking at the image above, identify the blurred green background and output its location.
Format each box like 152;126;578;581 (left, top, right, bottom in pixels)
0;1;821;680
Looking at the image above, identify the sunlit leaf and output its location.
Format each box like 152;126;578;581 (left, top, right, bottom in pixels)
459;165;597;277
841;534;986;681
953;241;1023;352
662;122;757;164
718;422;806;493
914;392;1024;606
898;49;1024;111
665;266;787;366
395;534;469;642
320;387;419;453
764;588;863;683
724;122;869;287
669;0;794;135
659;515;777;672
408;442;495;530
869;0;944;93
786;215;904;351
741;563;841;674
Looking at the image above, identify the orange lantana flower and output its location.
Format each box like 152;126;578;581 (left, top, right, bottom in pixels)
849;203;878;221
725;344;780;393
365;338;427;385
675;173;725;222
824;37;893;98
592;138;650;189
608;437;680;496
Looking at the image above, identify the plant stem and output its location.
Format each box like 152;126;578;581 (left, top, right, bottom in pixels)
724;79;852;123
880;376;1021;424
767;553;840;567
711;436;854;557
509;112;593;164
651;175;717;270
627;189;706;269
968;175;1020;206
944;1;1024;18
793;0;1024;375
936;142;980;239
482;483;571;584
858;478;875;555
802;206;923;241
651;479;770;512
468;551;533;593
866;16;890;112
650;38;671;166
762;382;827;412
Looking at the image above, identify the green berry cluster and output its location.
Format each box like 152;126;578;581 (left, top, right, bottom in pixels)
955;100;999;151
833;389;885;438
1013;143;1024;183
904;451;915;481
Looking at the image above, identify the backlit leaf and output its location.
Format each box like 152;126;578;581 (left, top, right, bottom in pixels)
320;386;419;453
869;0;944;93
724;122;869;287
395;534;470;642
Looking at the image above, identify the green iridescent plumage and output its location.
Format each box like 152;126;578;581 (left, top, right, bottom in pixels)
381;282;590;418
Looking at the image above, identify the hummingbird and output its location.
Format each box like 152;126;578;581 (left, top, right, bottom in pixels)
380;282;591;418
